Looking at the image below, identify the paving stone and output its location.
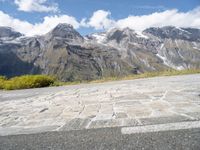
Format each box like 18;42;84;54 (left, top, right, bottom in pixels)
126;107;152;118
122;119;141;127
114;94;149;101
59;118;91;131
0;125;59;136
139;115;195;125
89;119;122;128
115;112;128;119
185;112;200;120
115;101;141;107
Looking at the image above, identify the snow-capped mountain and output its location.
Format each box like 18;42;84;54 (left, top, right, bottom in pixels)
0;24;200;81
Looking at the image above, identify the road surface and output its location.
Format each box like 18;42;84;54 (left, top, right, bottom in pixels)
0;74;200;149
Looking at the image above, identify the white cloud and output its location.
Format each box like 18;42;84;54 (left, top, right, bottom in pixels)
14;0;58;12
28;15;80;36
0;11;33;34
0;11;80;36
87;10;115;30
0;7;200;36
115;7;200;31
86;7;200;31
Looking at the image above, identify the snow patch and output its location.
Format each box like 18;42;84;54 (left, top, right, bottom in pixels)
176;66;185;70
175;40;179;47
156;53;185;70
193;47;200;51
135;31;149;39
90;33;106;43
176;27;191;34
177;50;184;59
160;44;164;49
156;53;170;67
0;37;21;44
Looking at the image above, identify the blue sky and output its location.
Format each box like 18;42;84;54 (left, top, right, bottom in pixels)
0;0;199;36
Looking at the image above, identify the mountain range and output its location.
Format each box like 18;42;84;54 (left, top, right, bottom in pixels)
0;23;200;81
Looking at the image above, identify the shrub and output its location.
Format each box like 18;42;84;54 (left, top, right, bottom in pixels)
0;76;7;89
1;75;56;90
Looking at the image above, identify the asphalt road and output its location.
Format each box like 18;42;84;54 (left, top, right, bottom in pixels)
1;126;200;150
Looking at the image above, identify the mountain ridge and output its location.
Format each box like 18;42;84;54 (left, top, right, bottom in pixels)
0;24;200;81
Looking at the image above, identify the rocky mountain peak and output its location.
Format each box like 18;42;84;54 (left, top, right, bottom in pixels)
122;27;135;33
52;23;74;32
105;27;137;43
45;23;84;43
0;26;23;39
144;26;200;41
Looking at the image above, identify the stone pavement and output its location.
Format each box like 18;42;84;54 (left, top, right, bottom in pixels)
0;74;200;136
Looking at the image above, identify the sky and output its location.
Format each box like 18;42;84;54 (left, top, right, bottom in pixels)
0;0;200;36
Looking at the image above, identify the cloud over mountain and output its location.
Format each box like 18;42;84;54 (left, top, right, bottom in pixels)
0;6;200;36
88;7;200;31
0;11;80;36
87;10;115;30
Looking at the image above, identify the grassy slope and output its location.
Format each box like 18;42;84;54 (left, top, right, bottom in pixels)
0;69;200;90
89;69;200;83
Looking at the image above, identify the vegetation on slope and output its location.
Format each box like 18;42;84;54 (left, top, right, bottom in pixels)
0;69;200;90
90;69;200;83
0;75;56;90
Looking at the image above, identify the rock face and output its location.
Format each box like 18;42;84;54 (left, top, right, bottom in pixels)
0;24;200;81
0;27;23;39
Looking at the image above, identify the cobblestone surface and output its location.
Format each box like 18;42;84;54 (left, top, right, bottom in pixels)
0;74;200;136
